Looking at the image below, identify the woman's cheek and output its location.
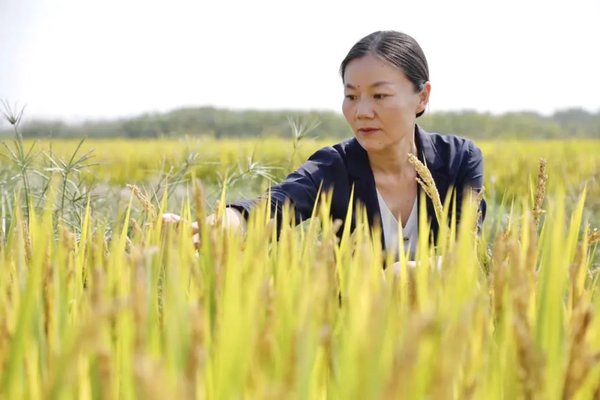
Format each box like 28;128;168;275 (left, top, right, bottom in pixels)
342;103;354;122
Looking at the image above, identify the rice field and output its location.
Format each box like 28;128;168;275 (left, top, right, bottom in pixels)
1;135;599;399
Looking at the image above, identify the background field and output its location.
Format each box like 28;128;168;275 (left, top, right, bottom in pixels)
6;136;598;223
1;131;599;399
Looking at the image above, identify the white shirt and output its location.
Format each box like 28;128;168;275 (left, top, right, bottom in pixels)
376;190;418;260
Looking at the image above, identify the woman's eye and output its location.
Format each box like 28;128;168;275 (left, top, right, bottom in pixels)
374;94;388;100
345;94;357;100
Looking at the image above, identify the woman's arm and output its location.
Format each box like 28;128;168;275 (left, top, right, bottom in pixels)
162;146;345;242
227;146;347;233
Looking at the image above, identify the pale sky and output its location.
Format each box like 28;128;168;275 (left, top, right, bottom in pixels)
1;0;599;123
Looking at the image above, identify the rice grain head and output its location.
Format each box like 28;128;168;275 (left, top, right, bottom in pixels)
532;158;548;227
588;228;600;245
127;184;157;219
408;153;443;223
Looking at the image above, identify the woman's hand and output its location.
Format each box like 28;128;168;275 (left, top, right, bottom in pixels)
161;212;199;247
390;256;442;277
162;208;246;248
204;207;247;235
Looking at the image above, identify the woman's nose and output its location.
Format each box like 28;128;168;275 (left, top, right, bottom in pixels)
356;98;374;119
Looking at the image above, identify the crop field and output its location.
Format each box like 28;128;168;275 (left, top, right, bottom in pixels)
1;134;599;399
6;137;600;219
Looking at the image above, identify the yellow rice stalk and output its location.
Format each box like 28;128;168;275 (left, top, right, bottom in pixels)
2;139;600;399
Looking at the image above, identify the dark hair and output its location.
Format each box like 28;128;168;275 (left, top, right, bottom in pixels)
340;31;430;117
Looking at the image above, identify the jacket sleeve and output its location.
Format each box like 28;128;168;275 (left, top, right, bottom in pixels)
227;146;346;230
455;140;487;233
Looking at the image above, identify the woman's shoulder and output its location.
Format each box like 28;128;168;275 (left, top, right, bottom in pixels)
294;138;354;178
419;127;482;161
295;138;367;182
417;127;483;177
420;128;479;153
305;137;363;164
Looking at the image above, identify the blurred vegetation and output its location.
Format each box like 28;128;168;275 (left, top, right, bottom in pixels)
1;106;599;139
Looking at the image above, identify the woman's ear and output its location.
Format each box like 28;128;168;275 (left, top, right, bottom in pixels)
417;81;431;114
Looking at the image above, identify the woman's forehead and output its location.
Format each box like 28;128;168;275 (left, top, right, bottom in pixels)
343;55;409;88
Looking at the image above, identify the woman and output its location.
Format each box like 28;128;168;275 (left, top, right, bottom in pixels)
165;30;486;259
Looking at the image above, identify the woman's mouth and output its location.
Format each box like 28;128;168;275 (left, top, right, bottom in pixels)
358;128;380;134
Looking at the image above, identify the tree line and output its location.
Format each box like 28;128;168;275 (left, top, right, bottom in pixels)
1;106;599;139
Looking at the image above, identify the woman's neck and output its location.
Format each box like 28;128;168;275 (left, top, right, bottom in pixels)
368;135;417;176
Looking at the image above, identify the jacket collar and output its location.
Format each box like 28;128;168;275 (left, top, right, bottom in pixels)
345;125;442;243
345;125;443;180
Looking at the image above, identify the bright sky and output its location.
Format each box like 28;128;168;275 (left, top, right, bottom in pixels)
1;0;599;123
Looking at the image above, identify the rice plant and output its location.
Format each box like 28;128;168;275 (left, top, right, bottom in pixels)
1;160;599;399
1;109;599;399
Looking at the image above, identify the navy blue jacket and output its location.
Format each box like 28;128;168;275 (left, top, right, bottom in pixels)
229;125;486;244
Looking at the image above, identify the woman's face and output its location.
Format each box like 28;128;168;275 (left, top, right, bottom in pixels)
342;54;430;153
